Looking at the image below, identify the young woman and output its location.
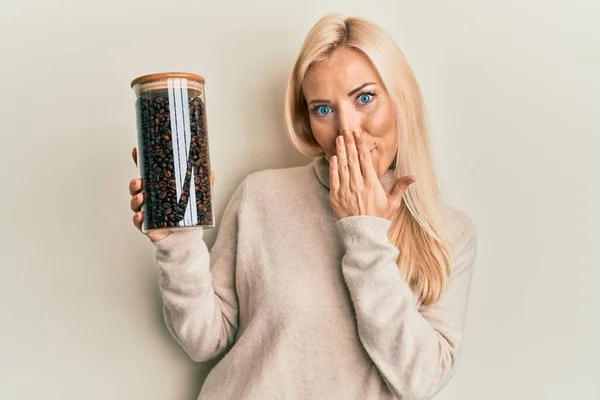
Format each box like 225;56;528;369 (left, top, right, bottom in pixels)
129;13;477;400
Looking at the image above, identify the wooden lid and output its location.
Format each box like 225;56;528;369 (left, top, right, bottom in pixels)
130;72;205;88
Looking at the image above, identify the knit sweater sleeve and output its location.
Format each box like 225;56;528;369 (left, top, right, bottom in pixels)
336;213;477;400
150;179;247;362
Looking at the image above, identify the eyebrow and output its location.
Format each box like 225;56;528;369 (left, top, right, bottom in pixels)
306;82;376;106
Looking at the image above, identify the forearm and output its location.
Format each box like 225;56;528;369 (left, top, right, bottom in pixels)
342;246;453;399
337;216;473;399
154;230;236;362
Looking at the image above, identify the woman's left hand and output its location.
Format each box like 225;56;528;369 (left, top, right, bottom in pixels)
329;127;416;221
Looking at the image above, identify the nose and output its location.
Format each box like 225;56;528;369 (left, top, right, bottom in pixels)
336;105;363;134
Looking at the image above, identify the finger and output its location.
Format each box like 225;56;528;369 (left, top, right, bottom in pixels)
353;129;378;184
131;192;145;212
389;175;416;207
330;155;340;195
129;178;142;196
344;128;363;189
336;131;349;190
132;147;138;167
133;211;143;231
210;171;215;185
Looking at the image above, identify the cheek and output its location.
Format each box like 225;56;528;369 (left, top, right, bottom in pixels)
366;103;396;138
310;120;337;155
365;102;398;173
365;106;397;159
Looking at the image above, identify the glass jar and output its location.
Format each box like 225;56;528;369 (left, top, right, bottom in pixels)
131;72;214;232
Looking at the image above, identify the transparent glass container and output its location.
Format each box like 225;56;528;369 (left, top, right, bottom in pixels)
131;72;214;232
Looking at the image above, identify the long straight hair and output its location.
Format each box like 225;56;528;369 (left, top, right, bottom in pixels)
284;14;454;306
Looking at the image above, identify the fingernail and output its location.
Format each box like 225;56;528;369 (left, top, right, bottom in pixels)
353;130;360;139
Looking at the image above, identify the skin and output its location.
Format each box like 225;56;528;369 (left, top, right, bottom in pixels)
302;47;416;220
302;47;398;178
130;47;415;241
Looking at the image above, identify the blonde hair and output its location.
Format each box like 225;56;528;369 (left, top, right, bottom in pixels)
284;14;454;306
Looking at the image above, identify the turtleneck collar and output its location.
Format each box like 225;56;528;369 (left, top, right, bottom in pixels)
312;156;398;193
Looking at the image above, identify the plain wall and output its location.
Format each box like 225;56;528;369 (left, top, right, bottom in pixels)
1;0;598;399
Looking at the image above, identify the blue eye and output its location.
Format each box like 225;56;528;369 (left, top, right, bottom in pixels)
314;105;332;116
358;93;373;104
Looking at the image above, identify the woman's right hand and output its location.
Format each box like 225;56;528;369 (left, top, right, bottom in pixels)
129;147;215;243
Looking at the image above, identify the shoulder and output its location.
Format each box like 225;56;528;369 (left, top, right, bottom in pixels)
441;205;478;272
442;205;476;244
220;163;314;218
241;162;315;196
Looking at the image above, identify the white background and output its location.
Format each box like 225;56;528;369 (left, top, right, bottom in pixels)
1;0;598;399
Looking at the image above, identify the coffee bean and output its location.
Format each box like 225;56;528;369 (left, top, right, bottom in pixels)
134;88;214;230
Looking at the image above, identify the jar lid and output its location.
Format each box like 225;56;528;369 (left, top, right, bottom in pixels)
130;72;205;88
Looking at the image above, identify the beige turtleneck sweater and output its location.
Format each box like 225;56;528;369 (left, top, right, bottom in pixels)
151;157;477;400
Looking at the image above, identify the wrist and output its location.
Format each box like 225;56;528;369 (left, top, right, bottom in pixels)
152;228;203;252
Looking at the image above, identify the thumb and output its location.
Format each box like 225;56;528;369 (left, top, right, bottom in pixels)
389;175;416;205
